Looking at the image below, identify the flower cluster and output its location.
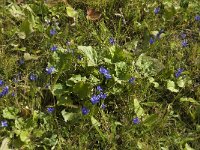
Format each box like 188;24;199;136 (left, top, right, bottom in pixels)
99;66;112;79
29;73;37;81
90;86;107;105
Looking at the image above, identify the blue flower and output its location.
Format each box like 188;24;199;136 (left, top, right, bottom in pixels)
50;45;57;52
181;33;186;39
101;104;106;109
47;107;55;113
133;117;140;124
0;80;4;86
195;15;200;21
29;73;37;81
99;92;107;99
46;66;56;74
82;107;89;115
104;73;112;79
99;66;112;79
175;68;184;78
91;95;100;105
154;7;160;14
129;77;135;83
1;120;8;127
182;40;188;47
97;86;103;92
109;37;115;45
50;29;56;36
0;86;9;98
149;37;155;44
11;92;15;97
99;66;109;74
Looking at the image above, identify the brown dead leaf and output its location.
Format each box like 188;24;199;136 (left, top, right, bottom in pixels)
86;8;101;21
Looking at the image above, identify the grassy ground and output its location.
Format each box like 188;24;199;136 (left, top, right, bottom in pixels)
0;0;200;149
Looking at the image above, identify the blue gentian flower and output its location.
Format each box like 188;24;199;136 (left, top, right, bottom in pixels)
50;29;56;36
99;66;112;79
133;117;140;124
97;86;103;92
82;107;89;115
1;120;8;127
29;73;37;81
11;92;15;97
91;95;100;105
181;33;186;39
99;66;109;75
0;86;9;97
129;77;135;83
175;68;184;78
195;15;200;21
99;92;107;99
149;37;155;44
46;66;56;74
109;37;115;45
50;45;57;52
47;107;55;113
101;104;106;109
104;73;112;79
182;40;188;47
0;80;4;86
154;7;160;14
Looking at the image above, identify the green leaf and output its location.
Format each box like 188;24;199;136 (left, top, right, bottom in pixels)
78;46;97;66
177;78;186;88
52;83;65;95
3;107;19;119
135;54;164;77
73;82;91;98
184;143;195;150
24;53;39;61
180;97;199;105
91;116;100;127
20;131;30;143
0;138;10;150
20;19;34;36
167;80;179;92
66;6;78;18
61;110;77;122
134;98;145;117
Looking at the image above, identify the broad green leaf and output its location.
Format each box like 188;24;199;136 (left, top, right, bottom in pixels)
0;138;10;150
20;19;34;36
134;98;145;117
91;116;100;127
180;97;199;105
184;143;195;150
167;80;179;92
24;53;39;61
52;83;64;95
78;46;97;66
3;107;19;119
136;54;164;77
61;110;77;122
20;131;30;143
114;62;129;80
148;77;159;88
66;6;78;18
177;78;187;88
73;82;91;98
